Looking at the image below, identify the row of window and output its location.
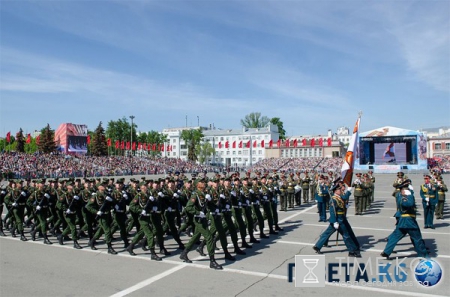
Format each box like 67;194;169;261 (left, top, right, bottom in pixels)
280;148;323;157
434;143;450;150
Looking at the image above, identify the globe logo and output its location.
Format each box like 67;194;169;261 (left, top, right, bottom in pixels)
414;259;443;287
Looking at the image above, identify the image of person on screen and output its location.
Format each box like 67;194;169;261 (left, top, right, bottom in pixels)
382;143;396;162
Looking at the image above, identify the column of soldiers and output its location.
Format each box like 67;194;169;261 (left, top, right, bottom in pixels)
0;171;291;270
351;171;375;215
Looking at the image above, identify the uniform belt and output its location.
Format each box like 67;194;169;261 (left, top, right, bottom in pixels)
18;203;26;206
165;210;176;212
401;214;416;218
141;214;150;217
233;206;241;209
438;191;445;194
336;211;345;215
115;210;125;213
428;195;435;198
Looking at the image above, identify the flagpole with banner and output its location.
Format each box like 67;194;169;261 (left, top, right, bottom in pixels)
335;111;362;246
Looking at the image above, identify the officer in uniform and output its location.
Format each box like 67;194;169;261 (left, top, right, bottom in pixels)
352;173;365;215
286;173;295;208
29;179;52;244
368;170;376;205
278;174;287;211
313;181;361;257
381;180;428;259
435;176;447;220
420;175;438;229
301;173;311;203
315;175;328;222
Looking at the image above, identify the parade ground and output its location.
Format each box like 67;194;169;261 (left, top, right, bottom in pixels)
1;173;449;297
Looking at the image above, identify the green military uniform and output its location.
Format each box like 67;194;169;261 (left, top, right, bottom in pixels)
57;182;82;249
5;180;28;241
286;174;295;208
352;174;365;215
301;174;311;203
29;180;52;244
435;176;447;219
278;176;287;211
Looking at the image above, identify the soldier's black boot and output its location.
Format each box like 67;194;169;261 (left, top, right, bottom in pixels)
160;246;171;256
11;226;17;237
176;238;185;250
259;231;268;239
223;248;236;261
140;237;149;251
58;234;64;245
73;240;82;249
88;239;97;250
31;229;37;241
275;225;284;231
180;249;192;263
123;238;130;249
150;248;162;261
196;240;206;256
127;242;136;256
107;243;118;255
20;230;28;241
241;239;252;249
77;230;87;239
209;255;223;270
269;228;278;235
233;242;246;255
250;234;260;243
43;235;53;245
0;227;6;237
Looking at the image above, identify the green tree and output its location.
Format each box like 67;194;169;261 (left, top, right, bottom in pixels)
181;128;204;162
91;122;108;156
240;112;270;128
196;141;215;164
106;117;137;156
270;117;286;140
38;124;57;154
15;128;26;153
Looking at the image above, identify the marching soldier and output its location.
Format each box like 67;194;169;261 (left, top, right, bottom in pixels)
110;178;130;248
162;179;185;251
352;173;365;215
435;176;447;220
57;181;82;249
0;183;7;236
294;172;302;206
231;177;251;247
301;173;311;203
278;175;287;211
420;174;438;229
286;173;295;208
5;179;29;241
29;179;52;244
368;170;376;205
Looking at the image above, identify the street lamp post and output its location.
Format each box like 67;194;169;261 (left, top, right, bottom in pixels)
130;115;135;157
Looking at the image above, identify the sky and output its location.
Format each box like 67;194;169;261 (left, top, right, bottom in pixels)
1;0;449;138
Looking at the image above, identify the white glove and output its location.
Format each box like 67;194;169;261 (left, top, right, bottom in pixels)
158;192;164;197
215;209;220;214
263;196;268;200
219;194;225;199
106;196;113;202
256;200;260;205
231;191;236;196
36;205;41;210
425;197;429;202
96;211;103;216
404;190;411;196
177;190;182;194
408;185;413;191
246;200;250;205
259;189;263;193
73;195;80;200
141;210;147;215
123;193;128;199
122;190;127;195
168;207;172;212
249;189;254;194
92;193;97;196
149;196;155;201
333;222;339;230
44;193;50;199
199;211;205;218
12;202;18;207
225;204;230;210
274;187;278;190
152;206;158;212
66;209;72;214
347;187;353;193
1;191;5;195
21;191;26;196
115;204;120;211
240;189;244;194
205;194;211;201
238;202;242;207
173;193;178;198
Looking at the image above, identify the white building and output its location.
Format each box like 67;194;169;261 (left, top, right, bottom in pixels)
161;124;280;167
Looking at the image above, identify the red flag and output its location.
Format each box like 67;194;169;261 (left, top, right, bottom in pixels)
246;140;250;148
115;140;119;149
166;144;170;151
239;141;243;148
285;139;290;147
277;139;281;148
269;140;273;148
232;141;236;148
138;142;141;150
26;134;31;144
319;138;323;147
218;142;222;149
87;135;91;144
293;139;298;147
36;135;40;145
161;144;164;151
253;140;257;148
132;142;136;151
169;145;173;151
6;132;10;143
143;143;146;150
311;138;315;147
126;142;130;150
121;141;125;149
261;140;265;147
107;138;112;147
152;144;156;151
342;116;361;186
225;141;229;149
302;139;306;146
327;137;332;146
